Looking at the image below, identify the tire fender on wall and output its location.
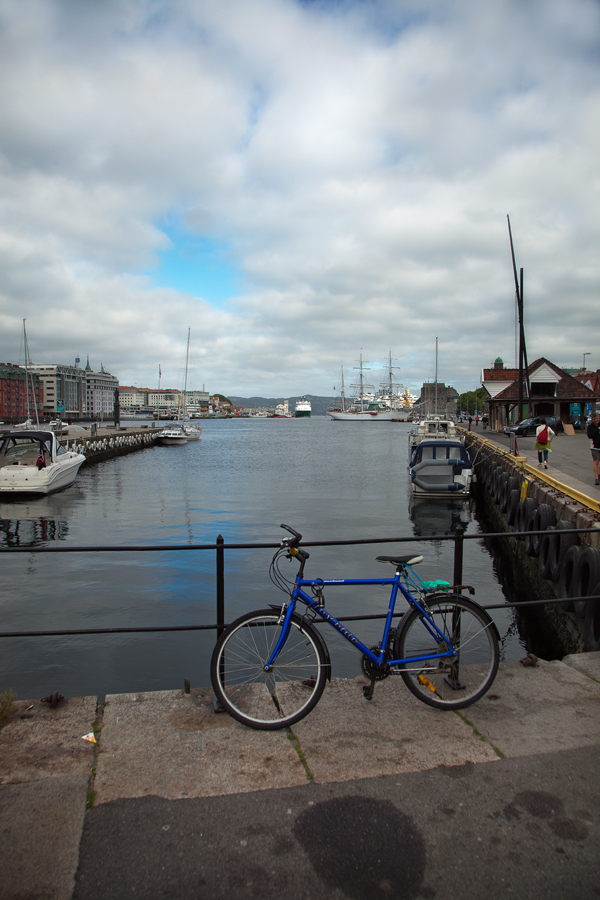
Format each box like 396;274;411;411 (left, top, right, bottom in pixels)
558;544;583;609
524;502;541;556
572;547;600;618
549;520;579;582
531;504;557;557
538;526;555;580
506;488;520;526
584;582;600;651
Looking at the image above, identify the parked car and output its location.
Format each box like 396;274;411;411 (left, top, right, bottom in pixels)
504;416;564;437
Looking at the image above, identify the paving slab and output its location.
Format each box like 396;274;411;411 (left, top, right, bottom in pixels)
0;696;96;900
0;775;89;900
94;687;307;802
562;649;600;681
0;695;98;783
463;658;600;757
290;675;499;782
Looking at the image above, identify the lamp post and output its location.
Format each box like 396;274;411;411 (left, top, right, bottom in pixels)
583;352;591;371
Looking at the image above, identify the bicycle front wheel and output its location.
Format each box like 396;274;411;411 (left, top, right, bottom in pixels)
394;594;499;710
210;608;328;730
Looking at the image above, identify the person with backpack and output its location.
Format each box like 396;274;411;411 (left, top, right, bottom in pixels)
587;412;600;485
535;417;554;468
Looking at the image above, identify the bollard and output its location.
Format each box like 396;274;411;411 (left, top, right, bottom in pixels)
453;526;464;588
216;535;225;638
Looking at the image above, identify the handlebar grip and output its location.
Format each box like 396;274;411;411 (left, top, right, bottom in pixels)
280;523;303;542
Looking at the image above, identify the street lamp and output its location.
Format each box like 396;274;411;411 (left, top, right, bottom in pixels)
583;352;591;371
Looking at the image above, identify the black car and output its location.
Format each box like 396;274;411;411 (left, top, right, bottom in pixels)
504;416;564;437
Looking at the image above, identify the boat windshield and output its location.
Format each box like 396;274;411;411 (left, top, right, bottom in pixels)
0;434;53;464
410;442;469;466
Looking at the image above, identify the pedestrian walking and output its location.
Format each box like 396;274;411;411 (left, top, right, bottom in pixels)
587;412;600;485
535;418;554;469
468;415;472;431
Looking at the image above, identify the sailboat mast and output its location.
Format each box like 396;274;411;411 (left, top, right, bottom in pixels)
183;326;191;422
359;352;364;411
435;337;438;417
341;365;345;412
23;319;39;427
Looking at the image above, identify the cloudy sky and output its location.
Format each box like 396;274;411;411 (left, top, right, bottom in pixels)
1;0;599;398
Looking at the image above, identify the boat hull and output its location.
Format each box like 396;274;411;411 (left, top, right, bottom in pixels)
409;440;473;498
328;409;410;421
0;458;85;495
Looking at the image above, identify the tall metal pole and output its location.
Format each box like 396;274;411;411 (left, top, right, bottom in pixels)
435;337;438;416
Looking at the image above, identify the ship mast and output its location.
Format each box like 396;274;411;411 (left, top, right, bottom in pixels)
23;319;39;427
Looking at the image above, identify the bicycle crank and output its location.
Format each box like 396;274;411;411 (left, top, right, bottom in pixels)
360;646;391;682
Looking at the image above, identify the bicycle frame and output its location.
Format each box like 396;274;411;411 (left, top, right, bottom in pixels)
265;568;456;672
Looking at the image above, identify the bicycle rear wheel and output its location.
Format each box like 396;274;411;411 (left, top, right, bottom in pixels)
394;594;499;710
210;608;328;730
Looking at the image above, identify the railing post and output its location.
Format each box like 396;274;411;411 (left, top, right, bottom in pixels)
453;526;464;588
216;534;225;638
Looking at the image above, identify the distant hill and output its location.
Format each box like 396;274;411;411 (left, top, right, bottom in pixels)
229;395;337;416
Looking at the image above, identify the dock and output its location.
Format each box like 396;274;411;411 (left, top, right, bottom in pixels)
57;425;162;464
1;653;599;899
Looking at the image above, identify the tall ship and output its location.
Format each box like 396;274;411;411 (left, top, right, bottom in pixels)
294;397;312;418
327;352;413;421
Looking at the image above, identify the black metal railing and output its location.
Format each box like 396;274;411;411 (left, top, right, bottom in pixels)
1;526;599;641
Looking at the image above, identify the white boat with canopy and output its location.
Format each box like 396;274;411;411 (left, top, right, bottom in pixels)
0;430;86;495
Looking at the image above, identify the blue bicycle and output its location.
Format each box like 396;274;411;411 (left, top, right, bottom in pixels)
211;525;500;730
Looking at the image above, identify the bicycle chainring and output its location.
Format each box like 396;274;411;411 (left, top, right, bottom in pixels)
360;646;391;681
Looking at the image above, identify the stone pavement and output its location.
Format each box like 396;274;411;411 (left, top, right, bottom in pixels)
1;653;600;899
468;424;599;505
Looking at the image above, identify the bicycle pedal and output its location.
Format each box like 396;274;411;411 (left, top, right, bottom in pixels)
362;682;375;701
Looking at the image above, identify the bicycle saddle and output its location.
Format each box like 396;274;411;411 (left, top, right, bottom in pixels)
376;554;423;566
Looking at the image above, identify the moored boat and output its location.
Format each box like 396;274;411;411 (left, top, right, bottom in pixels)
294;397;311;417
408;416;460;449
409;439;473;497
0;429;86;495
157;425;188;445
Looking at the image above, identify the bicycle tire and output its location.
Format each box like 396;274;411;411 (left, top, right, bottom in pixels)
394;594;499;710
210;608;329;730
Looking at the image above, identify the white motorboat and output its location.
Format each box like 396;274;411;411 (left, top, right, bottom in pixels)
409;439;473;497
408;417;460;449
157;426;188;446
183;423;202;441
0;429;86;495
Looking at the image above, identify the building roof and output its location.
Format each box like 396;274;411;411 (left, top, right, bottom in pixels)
492;357;600;402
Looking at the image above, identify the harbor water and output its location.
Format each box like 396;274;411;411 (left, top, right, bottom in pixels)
1;417;536;700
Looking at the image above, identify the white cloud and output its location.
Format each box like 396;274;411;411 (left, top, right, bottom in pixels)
1;0;599;396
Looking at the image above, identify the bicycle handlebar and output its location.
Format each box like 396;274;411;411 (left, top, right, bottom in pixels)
280;524;309;562
280;523;302;543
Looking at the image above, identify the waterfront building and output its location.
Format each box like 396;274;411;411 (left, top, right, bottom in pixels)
83;358;119;420
482;357;599;430
118;387;149;409
29;363;86;419
0;363;44;422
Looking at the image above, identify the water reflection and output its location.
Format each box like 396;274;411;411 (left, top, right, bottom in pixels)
0;498;70;546
408;496;473;537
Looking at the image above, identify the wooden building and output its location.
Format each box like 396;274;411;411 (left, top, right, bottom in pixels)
482;357;599;431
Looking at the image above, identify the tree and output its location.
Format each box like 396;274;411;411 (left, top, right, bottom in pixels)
457;388;487;416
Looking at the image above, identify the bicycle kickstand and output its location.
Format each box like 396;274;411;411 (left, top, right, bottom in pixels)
363;678;376;701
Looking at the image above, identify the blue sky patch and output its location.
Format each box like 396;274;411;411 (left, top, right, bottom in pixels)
150;225;243;307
